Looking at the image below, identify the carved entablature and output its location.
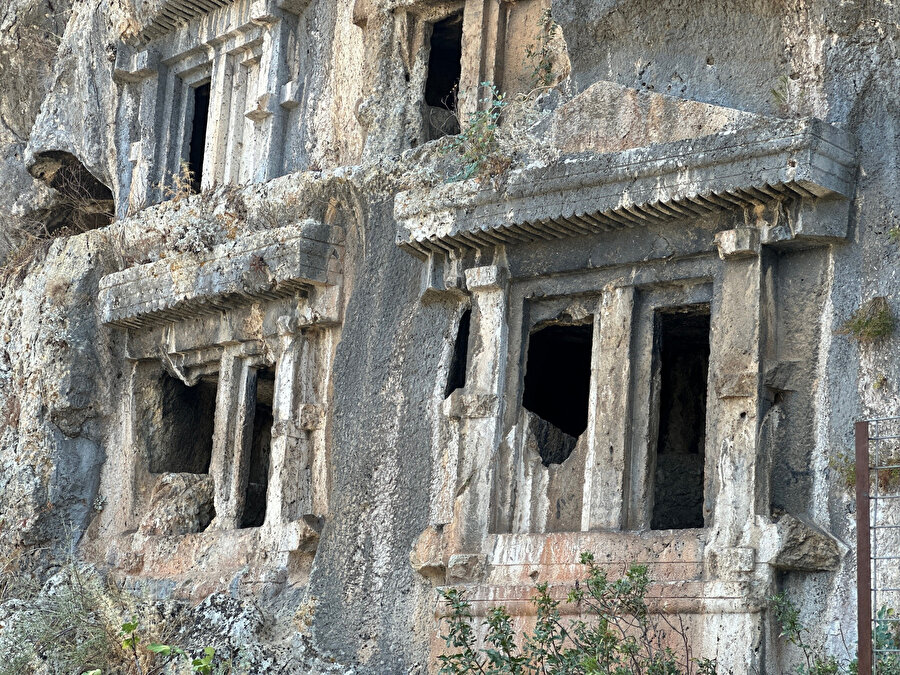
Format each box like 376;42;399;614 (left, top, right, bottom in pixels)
96;219;343;587
398;90;855;673
395;117;856;257
114;0;313;215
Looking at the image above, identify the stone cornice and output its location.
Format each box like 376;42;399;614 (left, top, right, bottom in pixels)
137;0;308;43
394;118;856;256
99;221;343;329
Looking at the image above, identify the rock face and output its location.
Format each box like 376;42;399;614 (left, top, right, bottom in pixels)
139;473;215;536
1;0;899;673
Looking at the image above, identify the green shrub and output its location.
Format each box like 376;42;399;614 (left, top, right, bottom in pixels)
438;552;715;674
444;82;511;182
838;296;895;343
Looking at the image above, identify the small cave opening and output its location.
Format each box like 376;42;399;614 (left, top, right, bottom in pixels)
651;307;710;530
29;151;114;232
242;365;275;528
423;12;463;139
445;309;471;398
150;372;217;475
188;82;211;194
522;321;593;466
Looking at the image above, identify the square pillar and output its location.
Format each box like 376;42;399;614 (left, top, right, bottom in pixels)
265;328;303;526
583;286;635;531
266;319;324;526
209;344;260;530
445;263;508;553
708;231;765;548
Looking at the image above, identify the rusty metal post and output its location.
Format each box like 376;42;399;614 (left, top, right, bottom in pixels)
857;420;873;675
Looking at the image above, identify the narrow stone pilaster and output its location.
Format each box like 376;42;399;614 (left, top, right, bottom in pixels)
251;8;292;181
708;231;764;548
459;0;503;120
583;286;634;530
209;344;259;530
446;262;507;553
265;323;302;526
205;47;234;187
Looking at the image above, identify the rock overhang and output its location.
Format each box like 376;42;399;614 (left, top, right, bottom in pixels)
394;116;857;257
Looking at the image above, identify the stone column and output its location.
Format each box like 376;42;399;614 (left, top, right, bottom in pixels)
205;46;234;188
209;344;260;530
459;0;503;120
583;286;635;531
265;322;303;527
708;228;765;550
444;262;508;564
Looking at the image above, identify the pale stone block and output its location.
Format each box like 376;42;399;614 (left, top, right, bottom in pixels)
464;265;506;291
446;553;485;584
715;227;760;259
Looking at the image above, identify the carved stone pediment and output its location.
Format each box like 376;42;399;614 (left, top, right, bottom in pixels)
395;85;857;257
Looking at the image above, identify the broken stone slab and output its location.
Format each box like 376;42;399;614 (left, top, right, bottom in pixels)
98;220;343;328
271;514;323;553
138;472;215;536
446;553;486;584
759;513;844;572
395;117;856;256
410;524;446;581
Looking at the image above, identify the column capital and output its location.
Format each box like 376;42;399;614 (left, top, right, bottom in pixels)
464;265;507;291
715;227;760;260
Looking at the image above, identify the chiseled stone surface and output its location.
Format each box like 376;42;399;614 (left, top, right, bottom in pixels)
0;0;899;673
139;472;215;536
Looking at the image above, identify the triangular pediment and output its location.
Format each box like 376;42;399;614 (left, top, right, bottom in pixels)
395;83;856;256
551;81;772;155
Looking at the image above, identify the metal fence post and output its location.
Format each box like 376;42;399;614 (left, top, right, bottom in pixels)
857;420;873;675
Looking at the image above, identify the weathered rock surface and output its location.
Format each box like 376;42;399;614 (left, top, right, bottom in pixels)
1;0;899;673
139;472;215;536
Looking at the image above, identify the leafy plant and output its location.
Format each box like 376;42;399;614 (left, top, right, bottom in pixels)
873;606;900;674
837;296;895;343
438;553;715;674
444;82;511;182
524;8;560;88
125;623;223;674
771;592;862;675
120;619;143;675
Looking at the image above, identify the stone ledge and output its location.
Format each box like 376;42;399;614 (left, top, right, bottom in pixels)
99;221;342;329
439;581;762;617
395;118;856;256
136;0;308;43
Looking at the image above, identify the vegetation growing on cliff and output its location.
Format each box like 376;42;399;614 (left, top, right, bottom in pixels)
438;552;717;675
838;296;895;343
438;555;888;675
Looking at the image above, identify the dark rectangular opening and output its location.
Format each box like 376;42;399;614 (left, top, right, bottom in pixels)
651;307;710;530
241;366;275;528
445;309;471;398
188;82;211;194
424;12;463;138
522;321;593;466
149;372;217;475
